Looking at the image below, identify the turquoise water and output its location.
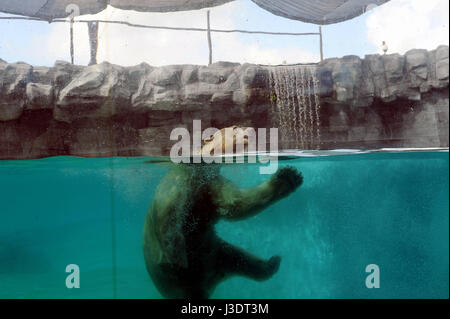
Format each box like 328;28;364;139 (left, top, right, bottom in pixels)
0;152;448;299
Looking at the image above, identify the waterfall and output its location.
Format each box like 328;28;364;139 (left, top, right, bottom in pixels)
268;65;321;150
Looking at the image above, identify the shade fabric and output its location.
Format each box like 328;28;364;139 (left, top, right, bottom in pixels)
0;0;234;20
0;0;390;24
251;0;390;25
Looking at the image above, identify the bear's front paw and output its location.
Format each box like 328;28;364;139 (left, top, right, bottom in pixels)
267;255;281;275
271;166;303;197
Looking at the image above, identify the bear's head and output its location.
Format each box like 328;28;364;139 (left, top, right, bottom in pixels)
200;125;251;157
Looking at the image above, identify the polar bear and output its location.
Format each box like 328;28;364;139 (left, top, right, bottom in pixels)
143;127;303;299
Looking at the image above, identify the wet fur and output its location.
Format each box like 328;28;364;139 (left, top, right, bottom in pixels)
143;163;303;299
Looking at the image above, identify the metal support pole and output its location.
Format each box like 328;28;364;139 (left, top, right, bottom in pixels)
70;16;74;64
319;26;323;62
207;11;212;65
88;21;99;65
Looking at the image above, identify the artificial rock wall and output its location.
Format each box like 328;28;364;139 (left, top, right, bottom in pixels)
0;45;448;159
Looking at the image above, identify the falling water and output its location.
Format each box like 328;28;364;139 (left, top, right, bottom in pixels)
268;65;321;150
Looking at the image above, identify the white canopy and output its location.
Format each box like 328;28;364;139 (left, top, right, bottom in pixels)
0;0;390;24
251;0;390;25
0;1;234;20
